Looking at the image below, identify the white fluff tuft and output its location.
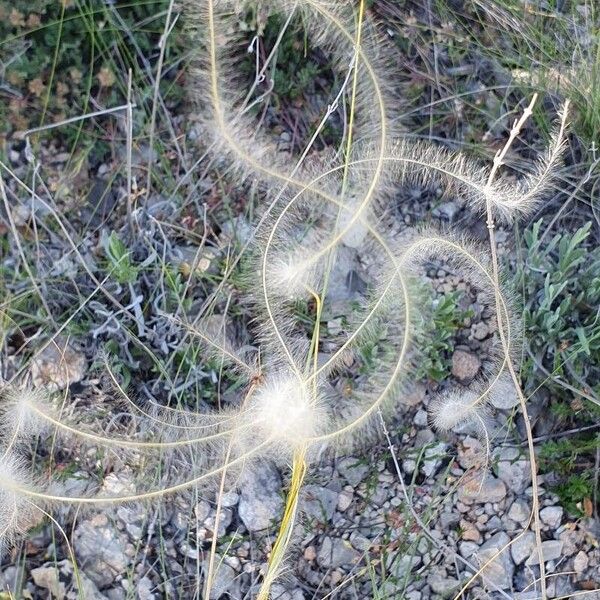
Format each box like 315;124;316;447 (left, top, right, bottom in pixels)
0;387;50;441
248;373;323;448
267;256;314;299
429;390;486;433
0;453;42;556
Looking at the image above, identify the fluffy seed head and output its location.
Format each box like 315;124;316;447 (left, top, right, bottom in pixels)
0;387;50;441
429;390;485;433
249;373;323;448
0;453;42;557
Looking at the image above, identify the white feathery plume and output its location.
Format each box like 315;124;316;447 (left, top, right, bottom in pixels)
0;453;43;557
429;390;490;434
0;387;51;442
245;372;325;450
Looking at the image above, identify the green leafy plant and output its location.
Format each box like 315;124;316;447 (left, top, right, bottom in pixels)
519;219;600;400
415;288;473;382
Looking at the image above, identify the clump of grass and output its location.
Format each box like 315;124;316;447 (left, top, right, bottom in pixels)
0;1;576;599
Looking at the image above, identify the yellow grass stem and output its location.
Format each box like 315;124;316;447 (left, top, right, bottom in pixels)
257;447;308;600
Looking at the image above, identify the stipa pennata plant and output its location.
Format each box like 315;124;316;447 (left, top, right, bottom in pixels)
0;1;571;598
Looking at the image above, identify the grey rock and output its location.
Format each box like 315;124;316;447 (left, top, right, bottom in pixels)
73;515;132;587
440;511;460;530
349;532;371;552
137;577;155;600
194;499;211;522
489;376;520;410
495;447;531;494
301;485;338;523
485;515;503;532
205;555;237;600
404;384;426;407
339;197;368;248
337;489;353;512
116;505;145;539
414;428;435;446
559;527;586;556
219;490;239;507
337;457;369;486
270;582;305;600
540;506;563;529
421;441;448;477
510;531;536;565
574;550;589;574
457;436;484;470
317;536;361;569
477;532;514;590
238;461;284;532
413;409;428;427
0;566;21;595
326;246;358;301
471;322;489;340
204;507;233;538
31;560;107;599
458;473;506;504
507;499;530;525
459;541;479;558
387;554;422;579
403;458;417;474
427;567;460;597
547;576;575;598
526;540;563;565
451;350;481;384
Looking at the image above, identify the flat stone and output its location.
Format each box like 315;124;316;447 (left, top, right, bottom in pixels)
458;436;484;470
238;461;284;532
413;409;428;427
270;583;306;600
439;511;460;530
301;485;339;523
451;350;481;384
472;322;489;340
495;447;531;494
573;550;589;574
510;531;536;565
526;540;563;565
489;375;520;410
477;532;514;590
32;560;107;599
507;499;530;525
460;520;481;543
433;201;460;221
540;506;563;529
137;576;155;600
205;555;237;599
458;473;506;504
421;442;448;477
337;490;353;512
317;536;361;569
427;567;460;597
459;541;479;558
387;554;422;579
73;515;133;587
337;457;369;486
